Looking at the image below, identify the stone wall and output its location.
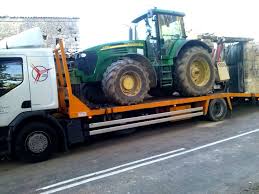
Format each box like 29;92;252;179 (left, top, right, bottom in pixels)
0;16;80;51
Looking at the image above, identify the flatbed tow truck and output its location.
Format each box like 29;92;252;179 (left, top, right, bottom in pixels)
0;29;258;162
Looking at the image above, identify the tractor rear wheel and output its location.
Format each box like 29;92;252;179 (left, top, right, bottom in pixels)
174;46;215;96
102;58;150;105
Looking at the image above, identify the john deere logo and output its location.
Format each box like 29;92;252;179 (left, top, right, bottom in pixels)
31;64;52;82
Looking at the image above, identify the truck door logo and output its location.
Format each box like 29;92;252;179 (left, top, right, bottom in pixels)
31;64;52;82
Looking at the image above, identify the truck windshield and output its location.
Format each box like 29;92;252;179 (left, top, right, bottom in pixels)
158;15;185;40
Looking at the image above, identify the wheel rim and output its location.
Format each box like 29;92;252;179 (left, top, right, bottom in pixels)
26;131;49;154
190;59;210;87
120;71;141;96
212;102;224;118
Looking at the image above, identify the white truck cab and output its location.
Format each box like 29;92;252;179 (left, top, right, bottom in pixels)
0;48;59;127
0;28;58;127
0;28;63;162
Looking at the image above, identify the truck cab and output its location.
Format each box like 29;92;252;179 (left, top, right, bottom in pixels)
0;48;58;126
0;28;59;161
0;28;58;127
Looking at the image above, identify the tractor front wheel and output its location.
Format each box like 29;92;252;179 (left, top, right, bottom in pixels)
102;58;150;105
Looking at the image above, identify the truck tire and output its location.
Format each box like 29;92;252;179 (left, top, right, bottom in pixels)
102;58;150;105
207;98;228;121
174;46;215;96
15;122;58;163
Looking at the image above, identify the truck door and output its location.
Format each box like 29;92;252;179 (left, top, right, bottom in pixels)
26;50;58;111
0;56;31;127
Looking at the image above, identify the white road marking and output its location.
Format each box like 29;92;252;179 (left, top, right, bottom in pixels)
38;128;259;194
37;148;185;191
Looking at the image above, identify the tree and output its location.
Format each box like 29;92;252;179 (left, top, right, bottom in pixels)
0;63;7;88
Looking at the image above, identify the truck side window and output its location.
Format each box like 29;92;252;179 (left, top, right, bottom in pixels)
0;58;23;97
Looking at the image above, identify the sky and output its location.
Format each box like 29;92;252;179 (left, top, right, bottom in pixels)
0;0;258;48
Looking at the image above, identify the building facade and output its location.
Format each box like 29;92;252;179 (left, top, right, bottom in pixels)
0;16;80;51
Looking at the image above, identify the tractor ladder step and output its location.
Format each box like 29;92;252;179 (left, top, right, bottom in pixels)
161;71;171;74
160;65;173;87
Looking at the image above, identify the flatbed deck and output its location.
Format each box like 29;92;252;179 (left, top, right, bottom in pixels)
82;92;258;116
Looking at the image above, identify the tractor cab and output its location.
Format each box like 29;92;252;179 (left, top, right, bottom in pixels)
131;8;186;60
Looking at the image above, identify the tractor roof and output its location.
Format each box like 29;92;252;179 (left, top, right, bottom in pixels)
132;8;185;23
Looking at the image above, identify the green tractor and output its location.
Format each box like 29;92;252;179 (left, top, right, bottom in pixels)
71;8;215;105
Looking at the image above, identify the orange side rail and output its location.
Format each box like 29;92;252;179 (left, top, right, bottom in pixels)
54;40;259;119
54;40;92;118
54;49;67;113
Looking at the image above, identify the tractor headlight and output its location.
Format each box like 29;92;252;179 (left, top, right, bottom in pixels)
137;48;144;55
80;53;87;58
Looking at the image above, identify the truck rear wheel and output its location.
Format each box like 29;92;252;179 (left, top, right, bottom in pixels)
15;122;58;163
174;46;215;96
207;98;228;121
102;58;150;105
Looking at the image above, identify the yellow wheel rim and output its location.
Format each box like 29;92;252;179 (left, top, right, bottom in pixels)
190;59;210;87
120;72;141;96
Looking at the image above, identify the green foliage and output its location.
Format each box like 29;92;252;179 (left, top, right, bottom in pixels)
0;64;7;88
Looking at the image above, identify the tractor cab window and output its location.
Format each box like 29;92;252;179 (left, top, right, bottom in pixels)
134;17;157;40
158;15;185;55
0;58;23;97
158;15;185;41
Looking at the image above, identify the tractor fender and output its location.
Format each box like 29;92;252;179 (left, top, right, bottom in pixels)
173;39;212;59
125;54;157;88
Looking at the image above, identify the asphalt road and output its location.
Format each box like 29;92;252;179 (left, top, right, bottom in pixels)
1;104;259;194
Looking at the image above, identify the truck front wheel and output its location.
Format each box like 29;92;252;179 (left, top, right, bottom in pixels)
15;122;58;163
